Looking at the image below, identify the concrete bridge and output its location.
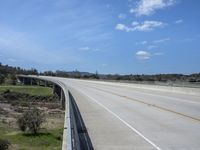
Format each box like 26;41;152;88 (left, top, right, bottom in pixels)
17;75;200;150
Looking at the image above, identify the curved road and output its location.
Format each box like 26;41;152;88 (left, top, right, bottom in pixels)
37;76;200;150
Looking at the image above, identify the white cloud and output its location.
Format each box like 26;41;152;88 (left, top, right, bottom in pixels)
118;13;126;19
175;19;183;24
79;47;100;52
136;50;151;60
131;0;176;16
115;24;124;30
134;20;165;31
115;24;132;32
140;41;147;44
132;21;139;26
135;50;164;60
153;38;170;43
116;20;165;32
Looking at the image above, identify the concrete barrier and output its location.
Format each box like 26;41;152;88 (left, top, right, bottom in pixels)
116;83;200;96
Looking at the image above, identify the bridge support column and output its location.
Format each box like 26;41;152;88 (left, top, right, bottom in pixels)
53;84;61;96
20;77;31;85
53;84;65;109
61;89;65;110
22;77;25;85
37;80;40;86
17;76;66;109
44;81;47;87
30;78;33;85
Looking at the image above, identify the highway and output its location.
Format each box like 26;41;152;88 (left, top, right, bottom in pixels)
33;77;200;149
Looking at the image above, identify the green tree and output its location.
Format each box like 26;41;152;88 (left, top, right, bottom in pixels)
17;107;46;134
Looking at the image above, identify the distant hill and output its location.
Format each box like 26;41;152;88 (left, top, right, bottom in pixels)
0;62;200;85
0;62;38;84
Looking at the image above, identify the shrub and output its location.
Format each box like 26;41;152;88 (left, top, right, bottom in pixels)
19;101;29;107
17;116;27;131
0;139;10;150
17;107;46;134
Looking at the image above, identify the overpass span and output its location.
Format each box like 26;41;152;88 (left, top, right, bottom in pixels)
17;76;200;150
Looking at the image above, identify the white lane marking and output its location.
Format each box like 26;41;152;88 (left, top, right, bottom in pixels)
76;88;162;150
78;81;200;105
129;89;200;105
70;79;200;105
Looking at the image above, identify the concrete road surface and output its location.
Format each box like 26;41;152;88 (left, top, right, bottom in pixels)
40;77;200;150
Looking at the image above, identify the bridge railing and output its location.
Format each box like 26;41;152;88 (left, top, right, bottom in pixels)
16;75;76;150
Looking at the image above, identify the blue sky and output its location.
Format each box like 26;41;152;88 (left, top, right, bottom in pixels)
0;0;200;74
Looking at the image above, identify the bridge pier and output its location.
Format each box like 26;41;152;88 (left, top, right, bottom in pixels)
20;77;31;85
17;76;65;109
38;80;41;86
53;84;61;96
30;78;33;85
17;76;38;85
44;81;47;87
53;84;65;109
61;89;65;110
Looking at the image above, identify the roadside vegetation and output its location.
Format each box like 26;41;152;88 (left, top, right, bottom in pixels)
17;107;46;134
0;85;64;150
1;62;200;86
0;85;53;96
